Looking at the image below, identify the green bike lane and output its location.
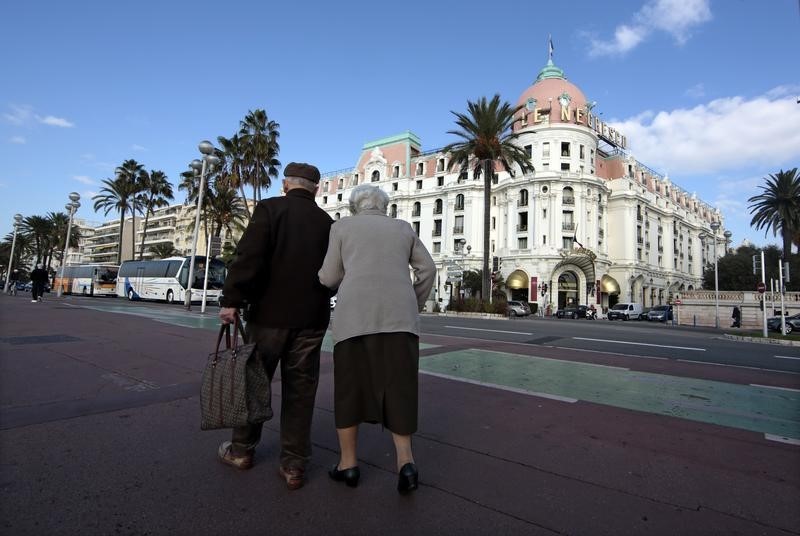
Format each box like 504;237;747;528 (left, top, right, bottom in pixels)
74;301;800;444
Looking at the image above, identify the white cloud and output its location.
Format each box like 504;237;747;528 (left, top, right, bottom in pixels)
589;0;711;57
36;115;74;128
73;175;96;185
3;104;33;125
131;144;147;151
9;136;26;144
684;83;705;99
609;87;800;175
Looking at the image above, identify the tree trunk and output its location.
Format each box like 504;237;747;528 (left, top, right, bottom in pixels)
783;228;793;259
131;210;136;263
139;199;153;260
117;211;125;265
482;159;492;303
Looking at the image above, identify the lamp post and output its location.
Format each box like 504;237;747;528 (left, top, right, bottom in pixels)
3;214;23;294
57;193;81;297
710;221;720;329
184;141;220;310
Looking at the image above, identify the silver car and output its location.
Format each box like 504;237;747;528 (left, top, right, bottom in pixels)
647;305;673;322
507;300;531;317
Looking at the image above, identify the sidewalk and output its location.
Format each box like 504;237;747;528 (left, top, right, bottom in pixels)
1;293;799;535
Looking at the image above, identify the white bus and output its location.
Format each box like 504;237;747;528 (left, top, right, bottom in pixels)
116;256;226;304
53;264;119;296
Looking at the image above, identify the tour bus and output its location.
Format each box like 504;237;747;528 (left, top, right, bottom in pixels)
53;264;119;296
116;256;226;304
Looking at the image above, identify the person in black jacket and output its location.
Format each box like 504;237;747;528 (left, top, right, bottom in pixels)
217;162;333;491
30;264;48;302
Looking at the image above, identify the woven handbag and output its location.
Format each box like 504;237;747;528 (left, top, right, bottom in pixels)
200;317;272;430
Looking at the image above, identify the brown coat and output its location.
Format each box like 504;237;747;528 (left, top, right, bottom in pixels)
221;188;333;329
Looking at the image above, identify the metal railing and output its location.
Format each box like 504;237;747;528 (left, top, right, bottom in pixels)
562;222;575;231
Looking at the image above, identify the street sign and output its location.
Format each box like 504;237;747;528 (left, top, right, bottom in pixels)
757;282;766;294
209;236;222;256
673;299;682;305
446;265;463;274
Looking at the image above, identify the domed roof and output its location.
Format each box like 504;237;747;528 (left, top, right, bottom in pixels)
515;59;588;125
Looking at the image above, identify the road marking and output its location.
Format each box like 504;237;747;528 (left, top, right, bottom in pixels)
444;326;533;336
552;345;669;361
765;434;800;446
750;384;800;393
774;355;800;361
420;370;578;403
678;359;800;375
573;337;705;352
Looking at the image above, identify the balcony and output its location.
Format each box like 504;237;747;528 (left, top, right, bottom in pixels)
453;226;464;234
432;229;442;237
562;197;575;205
598;229;605;237
658;246;664;252
433;208;443;215
658;226;663;234
636;214;643;222
517;200;528;207
454;205;464;211
412;209;421;217
516;224;528;232
637;236;644;244
562;222;575;231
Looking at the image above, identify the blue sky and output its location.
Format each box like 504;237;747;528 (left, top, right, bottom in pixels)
1;0;798;248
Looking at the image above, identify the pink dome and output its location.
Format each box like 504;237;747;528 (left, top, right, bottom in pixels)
514;60;589;129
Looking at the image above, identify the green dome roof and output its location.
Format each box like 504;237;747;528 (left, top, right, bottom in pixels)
536;59;565;82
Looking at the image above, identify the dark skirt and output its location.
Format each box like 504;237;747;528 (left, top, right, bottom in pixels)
333;332;419;435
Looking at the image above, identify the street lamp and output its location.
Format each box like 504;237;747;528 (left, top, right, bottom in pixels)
57;193;81;297
184;141;220;310
3;214;23;294
710;220;720;329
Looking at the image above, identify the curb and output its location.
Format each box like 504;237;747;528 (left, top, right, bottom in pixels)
722;333;800;347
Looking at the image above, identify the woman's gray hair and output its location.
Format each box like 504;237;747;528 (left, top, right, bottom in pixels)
349;184;389;214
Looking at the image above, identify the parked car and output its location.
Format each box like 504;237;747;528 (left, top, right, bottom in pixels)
507;300;531;317
767;313;800;334
607;302;644;321
647;304;673;322
556;305;588;319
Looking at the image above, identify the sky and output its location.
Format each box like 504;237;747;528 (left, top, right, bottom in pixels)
1;0;799;248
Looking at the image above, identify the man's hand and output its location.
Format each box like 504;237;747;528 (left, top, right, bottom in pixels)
219;307;239;325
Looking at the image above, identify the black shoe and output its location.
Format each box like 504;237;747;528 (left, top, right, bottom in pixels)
397;462;418;494
329;464;360;488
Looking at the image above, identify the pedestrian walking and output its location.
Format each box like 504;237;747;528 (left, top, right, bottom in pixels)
30;264;48;302
216;162;333;491
731;306;741;328
318;184;436;494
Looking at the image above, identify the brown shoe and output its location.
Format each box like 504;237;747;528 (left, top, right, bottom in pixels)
279;465;305;490
218;441;253;470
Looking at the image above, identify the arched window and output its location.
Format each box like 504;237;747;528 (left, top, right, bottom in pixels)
371;170;380;182
335;212;341;220
562;186;575;205
519;189;528;207
412;202;421;217
393;165;400;178
455;194;465;210
434;199;443;215
390;204;397;218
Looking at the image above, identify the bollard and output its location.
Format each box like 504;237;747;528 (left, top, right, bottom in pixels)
693;314;696;327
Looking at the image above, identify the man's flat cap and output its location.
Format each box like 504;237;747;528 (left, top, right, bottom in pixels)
284;162;321;183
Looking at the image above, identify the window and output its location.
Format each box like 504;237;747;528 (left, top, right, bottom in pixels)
492;196;496;206
542;162;549;170
416;163;424;176
371;170;380;182
433;219;442;237
491;216;496;230
561;163;570;171
542;142;550;158
338;179;344;189
337;193;342;201
455;194;465;210
335;212;340;220
562;237;573;250
412;221;420;236
518;237;528;249
637;248;642;261
580;145;585;160
590;149;595;164
543;208;547;218
543;235;547;245
354;173;359;184
322;196;328;204
412;202;421;217
390;204;397;218
454;215;464;234
519;189;528;206
561;142;570;157
437;158;445;172
393;165;400;178
433;241;441;253
437;176;444;186
434;199;443;214
524;145;532;158
322;182;329;192
517;211;528;232
416;180;422;190
392;182;398;191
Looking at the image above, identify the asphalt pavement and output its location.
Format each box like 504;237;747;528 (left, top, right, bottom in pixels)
1;293;799;536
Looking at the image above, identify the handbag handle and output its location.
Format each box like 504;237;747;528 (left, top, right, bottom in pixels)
212;314;248;364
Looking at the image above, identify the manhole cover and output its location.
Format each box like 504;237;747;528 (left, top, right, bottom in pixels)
0;334;82;345
525;336;562;345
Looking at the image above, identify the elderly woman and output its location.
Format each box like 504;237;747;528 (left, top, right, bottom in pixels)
318;184;435;494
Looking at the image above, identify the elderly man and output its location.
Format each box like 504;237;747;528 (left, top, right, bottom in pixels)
218;162;333;491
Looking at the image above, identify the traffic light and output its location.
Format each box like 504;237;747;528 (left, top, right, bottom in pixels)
492;256;499;272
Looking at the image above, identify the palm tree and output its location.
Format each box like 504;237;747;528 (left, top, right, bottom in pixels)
138;170;174;260
115;159;147;259
217;134;251;219
93;175;138;264
20;215;53;264
149;242;179;259
204;179;249;242
748;168;800;258
239;109;281;207
443;94;534;301
46;211;80;272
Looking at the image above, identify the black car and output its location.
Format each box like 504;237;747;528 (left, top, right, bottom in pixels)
556;305;588;319
767;313;800;334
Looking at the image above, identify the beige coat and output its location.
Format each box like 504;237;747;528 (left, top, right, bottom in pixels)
318;209;436;344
